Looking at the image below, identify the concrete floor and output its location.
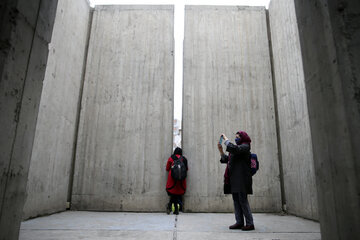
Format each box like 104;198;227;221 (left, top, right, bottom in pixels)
20;211;321;240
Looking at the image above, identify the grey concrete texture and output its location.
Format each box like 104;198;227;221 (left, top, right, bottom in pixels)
22;0;92;220
293;0;360;239
19;211;321;240
0;0;58;239
72;5;174;211
182;6;281;212
268;0;318;220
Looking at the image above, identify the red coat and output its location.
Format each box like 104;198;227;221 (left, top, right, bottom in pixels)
166;154;188;195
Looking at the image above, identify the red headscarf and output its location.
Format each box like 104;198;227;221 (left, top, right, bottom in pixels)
236;130;251;146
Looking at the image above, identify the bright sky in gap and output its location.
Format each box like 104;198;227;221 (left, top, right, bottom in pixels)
89;0;271;124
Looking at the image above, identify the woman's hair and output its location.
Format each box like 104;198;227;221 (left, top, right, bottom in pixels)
173;147;182;155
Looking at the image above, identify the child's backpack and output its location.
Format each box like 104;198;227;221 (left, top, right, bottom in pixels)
250;153;259;176
171;156;187;181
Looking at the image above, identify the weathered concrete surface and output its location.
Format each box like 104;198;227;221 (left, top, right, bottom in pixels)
72;5;174;211
293;0;360;239
19;211;321;240
268;0;318;220
0;0;58;239
22;0;91;220
183;6;281;212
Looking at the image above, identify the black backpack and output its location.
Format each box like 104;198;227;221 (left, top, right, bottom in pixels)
171;156;187;181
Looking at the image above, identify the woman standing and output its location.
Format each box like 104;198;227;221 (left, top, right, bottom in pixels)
218;131;255;231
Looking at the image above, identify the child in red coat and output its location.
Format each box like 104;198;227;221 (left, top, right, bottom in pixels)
166;147;188;214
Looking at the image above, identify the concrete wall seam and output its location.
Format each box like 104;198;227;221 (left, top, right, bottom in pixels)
265;9;287;213
68;6;94;206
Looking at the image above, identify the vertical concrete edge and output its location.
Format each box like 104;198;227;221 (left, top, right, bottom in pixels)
265;8;286;213
67;5;94;206
292;0;360;238
0;1;41;214
0;0;59;238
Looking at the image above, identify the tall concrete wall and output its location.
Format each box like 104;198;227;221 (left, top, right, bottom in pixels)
72;5;174;211
183;6;281;212
0;0;58;239
22;0;91;220
268;0;318;220
294;0;360;239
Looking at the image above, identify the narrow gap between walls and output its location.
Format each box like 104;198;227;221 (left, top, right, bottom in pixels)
173;4;184;150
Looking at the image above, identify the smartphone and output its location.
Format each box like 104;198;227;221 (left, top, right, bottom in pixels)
219;135;223;144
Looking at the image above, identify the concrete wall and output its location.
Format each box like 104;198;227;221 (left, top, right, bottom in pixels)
22;0;91;220
268;0;318;220
182;6;281;212
71;5;174;211
0;0;58;239
293;0;360;239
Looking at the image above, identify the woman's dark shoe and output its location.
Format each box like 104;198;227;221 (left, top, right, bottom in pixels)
241;225;255;231
229;223;243;229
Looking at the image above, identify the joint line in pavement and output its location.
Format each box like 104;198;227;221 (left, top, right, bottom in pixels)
173;215;178;240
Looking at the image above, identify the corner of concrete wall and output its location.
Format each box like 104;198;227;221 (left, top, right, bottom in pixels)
22;0;92;220
0;0;58;238
293;0;360;238
267;0;318;220
67;0;94;209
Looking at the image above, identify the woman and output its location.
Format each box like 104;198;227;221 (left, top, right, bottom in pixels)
166;147;188;215
218;131;255;231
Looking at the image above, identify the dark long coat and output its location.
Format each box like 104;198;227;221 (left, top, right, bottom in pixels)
220;142;253;194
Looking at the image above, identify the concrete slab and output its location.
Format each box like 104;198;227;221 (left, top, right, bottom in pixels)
71;5;174;212
177;213;320;233
20;211;320;240
20;212;174;231
177;232;320;240
0;0;58;238
20;230;172;240
23;0;92;220
183;5;281;213
293;0;360;239
268;0;318;220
